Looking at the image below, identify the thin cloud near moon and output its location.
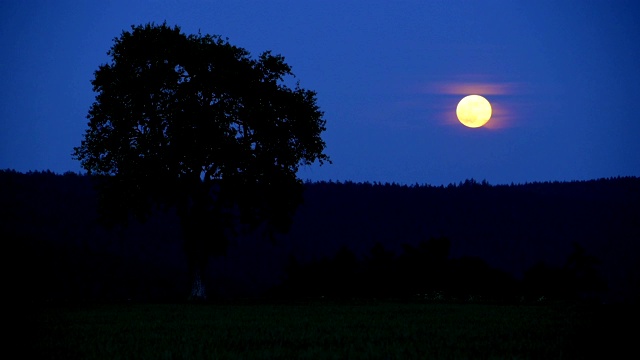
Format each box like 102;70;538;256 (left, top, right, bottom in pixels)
420;81;525;96
409;78;528;130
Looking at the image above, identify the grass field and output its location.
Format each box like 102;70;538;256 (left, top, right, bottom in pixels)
28;299;634;359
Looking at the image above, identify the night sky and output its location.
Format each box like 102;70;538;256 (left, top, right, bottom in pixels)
2;0;639;186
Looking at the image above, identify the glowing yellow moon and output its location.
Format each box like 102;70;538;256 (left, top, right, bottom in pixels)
456;95;492;128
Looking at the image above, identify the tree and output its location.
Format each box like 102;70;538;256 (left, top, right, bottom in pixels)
72;23;330;300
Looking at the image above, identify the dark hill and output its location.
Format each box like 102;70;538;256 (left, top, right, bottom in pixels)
2;170;639;303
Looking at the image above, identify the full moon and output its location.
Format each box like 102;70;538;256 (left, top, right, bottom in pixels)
456;95;492;128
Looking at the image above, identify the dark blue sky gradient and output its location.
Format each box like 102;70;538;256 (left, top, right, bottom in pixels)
2;0;639;185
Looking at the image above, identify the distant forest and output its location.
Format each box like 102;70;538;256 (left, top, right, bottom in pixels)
3;169;639;304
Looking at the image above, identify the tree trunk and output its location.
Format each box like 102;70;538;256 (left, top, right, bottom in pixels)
180;196;209;302
184;230;210;302
178;183;228;302
188;268;207;301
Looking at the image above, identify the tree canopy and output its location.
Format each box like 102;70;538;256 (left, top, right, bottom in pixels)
73;22;329;229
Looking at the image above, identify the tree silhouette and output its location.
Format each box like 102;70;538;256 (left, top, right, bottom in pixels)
564;242;607;300
363;242;396;297
395;237;451;295
521;243;607;302
72;23;329;300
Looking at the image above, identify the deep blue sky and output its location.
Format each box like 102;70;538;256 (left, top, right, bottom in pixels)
2;1;639;186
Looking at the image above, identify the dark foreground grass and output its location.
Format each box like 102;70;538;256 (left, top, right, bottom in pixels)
27;299;635;359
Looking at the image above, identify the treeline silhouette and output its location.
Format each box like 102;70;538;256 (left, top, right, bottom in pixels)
273;237;606;303
3;169;639;303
